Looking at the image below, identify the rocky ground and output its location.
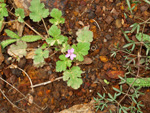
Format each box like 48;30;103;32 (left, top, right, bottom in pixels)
0;0;150;113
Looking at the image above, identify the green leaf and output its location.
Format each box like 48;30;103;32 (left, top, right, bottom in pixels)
126;0;133;14
56;35;66;44
46;37;56;46
61;42;70;53
126;77;150;87
5;29;20;39
33;48;49;67
41;43;47;49
43;50;49;58
122;30;132;42
59;54;67;60
49;8;65;25
0;17;3;30
76;26;93;43
0;3;8;17
15;8;25;23
113;87;121;93
1;39;17;48
130;23;138;33
47;25;66;45
50;8;62;18
56;55;72;72
56;61;66;72
63;66;83;89
136;33;150;48
137;24;140;33
72;42;90;61
21;35;42;42
48;25;61;37
29;0;49;22
123;43;133;48
144;0;150;4
136;33;150;42
7;40;27;60
0;0;4;2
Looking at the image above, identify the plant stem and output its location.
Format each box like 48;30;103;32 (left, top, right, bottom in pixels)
31;77;63;88
8;10;45;40
117;17;147;113
0;89;27;112
24;22;45;39
41;18;49;36
0;77;44;111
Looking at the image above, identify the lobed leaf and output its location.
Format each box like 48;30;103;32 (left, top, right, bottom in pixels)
47;25;67;45
15;8;25;23
46;37;56;46
76;26;93;43
50;8;62;18
33;48;49;67
7;40;27;59
61;42;70;53
63;66;83;89
48;25;61;37
49;8;65;25
29;0;49;22
72;42;90;61
56;55;72;72
0;3;8;17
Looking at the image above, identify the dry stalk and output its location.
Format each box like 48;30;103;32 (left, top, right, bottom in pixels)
31;76;63;88
117;17;150;112
0;89;27;112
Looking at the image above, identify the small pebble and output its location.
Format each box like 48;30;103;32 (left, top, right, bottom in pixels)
115;19;122;28
88;11;96;19
103;38;107;42
105;15;114;24
140;5;148;12
105;34;112;40
99;56;108;62
91;83;97;87
11;68;22;77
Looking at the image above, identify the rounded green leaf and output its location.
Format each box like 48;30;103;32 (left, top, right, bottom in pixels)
48;25;61;37
29;0;49;22
76;26;93;43
46;37;56;46
15;8;25;23
50;8;62;18
63;66;83;89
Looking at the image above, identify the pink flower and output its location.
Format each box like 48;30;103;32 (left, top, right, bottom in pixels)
65;48;76;60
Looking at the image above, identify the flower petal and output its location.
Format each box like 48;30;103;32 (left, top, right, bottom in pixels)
70;54;76;60
67;49;71;54
70;48;74;53
65;53;70;58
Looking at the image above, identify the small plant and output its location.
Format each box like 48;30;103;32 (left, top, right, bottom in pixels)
33;48;49;67
95;1;150;112
0;0;93;89
1;29;42;48
0;0;8;30
94;84;144;113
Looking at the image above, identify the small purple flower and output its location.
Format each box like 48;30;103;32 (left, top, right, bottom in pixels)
65;48;76;60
